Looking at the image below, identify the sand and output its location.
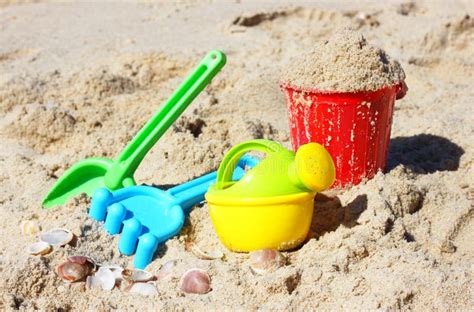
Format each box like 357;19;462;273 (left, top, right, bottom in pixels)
283;28;406;92
0;1;473;310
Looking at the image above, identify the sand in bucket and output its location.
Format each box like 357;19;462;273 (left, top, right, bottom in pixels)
280;28;407;188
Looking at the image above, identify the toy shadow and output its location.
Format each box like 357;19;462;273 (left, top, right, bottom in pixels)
387;134;464;173
149;183;177;191
310;193;368;239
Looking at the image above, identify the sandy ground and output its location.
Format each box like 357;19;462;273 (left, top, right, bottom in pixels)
0;0;473;310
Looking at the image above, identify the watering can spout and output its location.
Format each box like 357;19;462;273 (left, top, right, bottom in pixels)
288;143;336;193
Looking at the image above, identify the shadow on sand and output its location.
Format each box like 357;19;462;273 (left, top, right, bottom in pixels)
387;134;464;174
310;193;368;239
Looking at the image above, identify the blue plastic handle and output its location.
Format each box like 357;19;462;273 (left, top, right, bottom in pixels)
167;155;258;212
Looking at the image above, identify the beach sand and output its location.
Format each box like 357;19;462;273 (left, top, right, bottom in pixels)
0;1;473;310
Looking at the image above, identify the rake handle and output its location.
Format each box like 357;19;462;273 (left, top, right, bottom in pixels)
169;155;259;212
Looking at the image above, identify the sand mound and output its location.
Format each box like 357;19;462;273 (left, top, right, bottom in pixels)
283;28;405;92
4;103;76;153
423;14;474;52
1;53;191;156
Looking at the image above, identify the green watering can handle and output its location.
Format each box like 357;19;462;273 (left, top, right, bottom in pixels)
105;50;226;189
215;139;285;190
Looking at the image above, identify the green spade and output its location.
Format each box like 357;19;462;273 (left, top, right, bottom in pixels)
42;50;226;208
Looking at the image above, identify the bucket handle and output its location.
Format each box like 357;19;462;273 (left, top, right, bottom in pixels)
395;81;408;100
215;139;284;190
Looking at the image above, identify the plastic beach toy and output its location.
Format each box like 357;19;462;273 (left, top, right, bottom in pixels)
42;50;226;208
205;139;335;252
89;155;259;269
281;81;407;188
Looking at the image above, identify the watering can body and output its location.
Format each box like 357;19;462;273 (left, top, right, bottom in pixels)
206;139;335;252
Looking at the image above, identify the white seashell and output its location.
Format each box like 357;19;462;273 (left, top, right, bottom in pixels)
190;244;224;260
95;268;116;291
101;264;124;281
21;220;41;235
249;249;285;275
122;269;155;283
85;275;98;289
39;228;74;247
27;241;52;255
86;267;116;291
127;282;158;296
179;268;211;294
157;260;177;280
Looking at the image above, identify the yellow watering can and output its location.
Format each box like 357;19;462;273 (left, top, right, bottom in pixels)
205;139;335;252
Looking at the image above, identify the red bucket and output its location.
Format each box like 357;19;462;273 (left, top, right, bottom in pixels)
281;82;407;188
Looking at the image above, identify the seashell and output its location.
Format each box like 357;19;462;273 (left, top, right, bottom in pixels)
21;220;41;235
86;267;116;291
100;264;124;281
56;260;92;282
190;244;224;260
127;282;158;296
85;276;96;290
27;241;52;255
157;260;177;280
122;269;156;283
68;256;96;269
179;268;211;294
39;228;74;247
249;249;285;275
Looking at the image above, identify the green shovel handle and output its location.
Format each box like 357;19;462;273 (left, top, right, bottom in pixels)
215;139;285;190
104;50;226;190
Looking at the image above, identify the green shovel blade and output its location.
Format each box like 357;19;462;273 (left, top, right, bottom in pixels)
42;50;226;208
42;158;115;207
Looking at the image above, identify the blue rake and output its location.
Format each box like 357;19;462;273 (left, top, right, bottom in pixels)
88;155;258;269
